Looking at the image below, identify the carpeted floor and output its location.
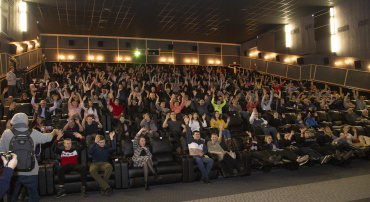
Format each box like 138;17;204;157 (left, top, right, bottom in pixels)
40;159;370;202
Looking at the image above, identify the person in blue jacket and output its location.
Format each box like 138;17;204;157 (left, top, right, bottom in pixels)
88;132;116;196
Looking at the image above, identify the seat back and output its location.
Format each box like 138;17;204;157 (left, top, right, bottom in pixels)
14;103;32;116
284;113;297;124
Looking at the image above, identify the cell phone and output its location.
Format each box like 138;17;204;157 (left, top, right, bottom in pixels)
45;126;53;130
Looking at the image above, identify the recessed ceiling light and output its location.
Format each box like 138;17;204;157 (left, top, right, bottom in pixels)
103;8;111;12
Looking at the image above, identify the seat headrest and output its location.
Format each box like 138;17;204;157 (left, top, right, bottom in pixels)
120;139;134;157
150;137;172;154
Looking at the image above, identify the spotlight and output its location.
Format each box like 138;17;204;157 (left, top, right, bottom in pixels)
97;56;103;61
59;55;65;60
249;53;253;57
185;59;191;63
88;56;94;60
117;57;122;61
284;59;291;63
193;59;197;63
68;55;74;60
125;57;131;61
209;60;214;64
264;56;270;59
160;58;166;62
134;50;141;56
168;58;174;63
216;60;221;64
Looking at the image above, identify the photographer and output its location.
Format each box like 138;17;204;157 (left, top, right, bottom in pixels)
0;153;17;199
0;113;57;202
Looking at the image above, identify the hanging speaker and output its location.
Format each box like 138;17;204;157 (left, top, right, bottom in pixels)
168;44;173;50
354;60;362;69
98;41;104;47
258;53;262;59
69;40;75;46
323;57;330;65
297;58;304;65
276;55;281;61
192;46;197;51
9;44;17;54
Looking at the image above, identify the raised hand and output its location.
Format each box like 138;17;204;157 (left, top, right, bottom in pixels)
183;115;189;124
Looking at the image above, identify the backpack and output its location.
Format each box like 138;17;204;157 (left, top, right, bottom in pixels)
9;128;35;172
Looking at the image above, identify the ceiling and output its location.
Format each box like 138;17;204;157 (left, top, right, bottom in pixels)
27;0;347;44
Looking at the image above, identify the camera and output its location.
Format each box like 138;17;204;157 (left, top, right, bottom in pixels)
0;151;13;164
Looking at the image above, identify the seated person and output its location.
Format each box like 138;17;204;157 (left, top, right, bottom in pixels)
88;133;116;196
210;111;232;149
334;125;368;149
68;92;83;119
211;93;226;114
81;99;100;122
132;128;161;191
140;113;159;137
269;111;290;132
185;115;214;183
170;93;185;114
345;108;361;125
295;113;309;129
263;135;309;166
53;132;87;198
304;112;319;129
162;112;183;153
82;114;103;142
261;89;274;111
249;108;278;143
113;114;130;141
192;90;212;116
109;93;124;118
207;125;244;175
62;117;84;141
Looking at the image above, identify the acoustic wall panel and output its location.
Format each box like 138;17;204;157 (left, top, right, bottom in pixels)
58;36;88;49
198;43;221;55
301;65;311;80
89;37;118;50
118;39;146;50
59;49;89;62
222;56;240;66
41;35;57;49
267;62;287;77
287;65;301;80
147;40;172;51
173;42;197;53
345;70;370;90
251;59;267;72
221;45;240;56
314;66;347;85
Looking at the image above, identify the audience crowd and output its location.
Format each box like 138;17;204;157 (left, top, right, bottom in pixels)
0;62;369;199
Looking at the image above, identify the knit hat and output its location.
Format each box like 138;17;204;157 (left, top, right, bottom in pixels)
11;113;29;129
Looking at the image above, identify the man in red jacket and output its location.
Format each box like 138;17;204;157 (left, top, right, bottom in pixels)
53;131;87;198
